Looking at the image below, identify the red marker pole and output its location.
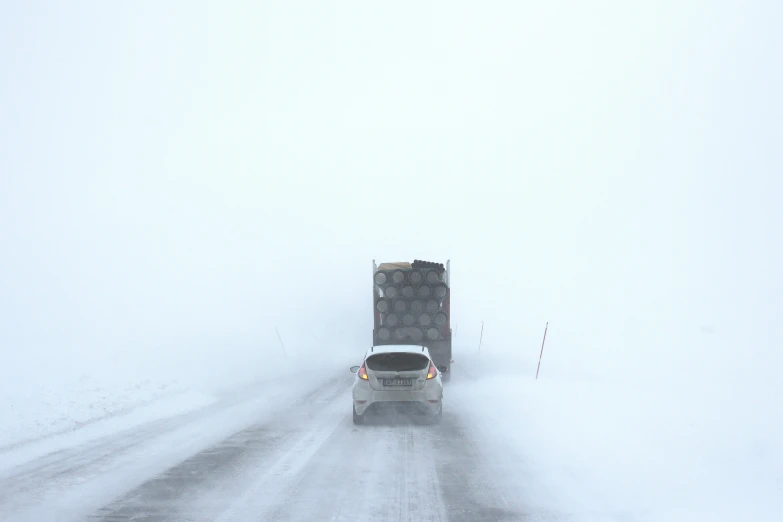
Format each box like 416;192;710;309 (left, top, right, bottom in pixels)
535;322;548;380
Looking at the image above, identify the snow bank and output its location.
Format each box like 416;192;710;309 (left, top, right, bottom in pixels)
0;389;218;475
450;342;782;522
0;372;195;449
0;347;223;451
0;336;358;452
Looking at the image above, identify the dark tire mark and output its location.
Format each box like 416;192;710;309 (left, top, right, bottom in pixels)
89;376;350;522
431;415;528;521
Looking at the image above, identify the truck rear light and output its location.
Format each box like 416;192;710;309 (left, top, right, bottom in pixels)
356;400;367;404
358;363;369;380
426;363;438;379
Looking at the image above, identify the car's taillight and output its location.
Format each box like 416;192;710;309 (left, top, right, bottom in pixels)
426;363;438;380
358;363;369;380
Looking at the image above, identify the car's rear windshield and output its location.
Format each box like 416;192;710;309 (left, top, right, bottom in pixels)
366;353;429;371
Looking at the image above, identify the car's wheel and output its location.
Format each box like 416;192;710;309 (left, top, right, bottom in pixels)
352;404;364;425
429;402;443;425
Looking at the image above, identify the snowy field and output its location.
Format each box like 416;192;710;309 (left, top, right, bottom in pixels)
0;364;199;450
450;357;782;521
445;320;783;522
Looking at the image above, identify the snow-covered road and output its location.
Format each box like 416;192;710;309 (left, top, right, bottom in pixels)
0;369;526;522
4;353;778;522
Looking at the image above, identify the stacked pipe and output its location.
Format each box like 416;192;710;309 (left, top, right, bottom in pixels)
374;261;449;344
412;259;445;271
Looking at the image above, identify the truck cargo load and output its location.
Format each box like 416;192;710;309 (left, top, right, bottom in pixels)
377;262;412;270
372;259;452;380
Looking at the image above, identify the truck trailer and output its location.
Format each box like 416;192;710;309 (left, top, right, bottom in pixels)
372;259;452;380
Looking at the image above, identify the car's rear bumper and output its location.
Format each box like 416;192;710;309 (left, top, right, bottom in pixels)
353;384;442;415
359;400;441;416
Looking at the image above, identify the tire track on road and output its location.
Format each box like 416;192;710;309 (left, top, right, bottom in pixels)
0;374;347;522
91;375;351;522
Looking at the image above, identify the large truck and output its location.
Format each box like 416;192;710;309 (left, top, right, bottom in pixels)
372;259;452;380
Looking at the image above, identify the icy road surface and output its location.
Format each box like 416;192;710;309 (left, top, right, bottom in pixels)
0;371;527;522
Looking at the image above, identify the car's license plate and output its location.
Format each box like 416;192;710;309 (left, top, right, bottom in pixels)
384;378;413;386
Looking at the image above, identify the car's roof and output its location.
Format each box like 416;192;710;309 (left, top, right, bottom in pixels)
367;344;430;355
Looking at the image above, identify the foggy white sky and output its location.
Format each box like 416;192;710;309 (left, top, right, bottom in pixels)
1;1;781;380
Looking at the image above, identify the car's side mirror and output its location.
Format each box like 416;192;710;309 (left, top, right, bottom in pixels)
349;365;360;373
437;365;447;373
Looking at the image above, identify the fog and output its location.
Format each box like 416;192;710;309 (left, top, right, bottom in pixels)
2;1;781;408
1;3;782;520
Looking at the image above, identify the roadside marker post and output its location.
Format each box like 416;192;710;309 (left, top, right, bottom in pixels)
275;326;288;356
535;322;548;380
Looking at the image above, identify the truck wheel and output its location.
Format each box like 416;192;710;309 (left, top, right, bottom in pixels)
353;405;364;425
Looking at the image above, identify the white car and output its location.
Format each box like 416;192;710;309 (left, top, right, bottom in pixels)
350;344;444;424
